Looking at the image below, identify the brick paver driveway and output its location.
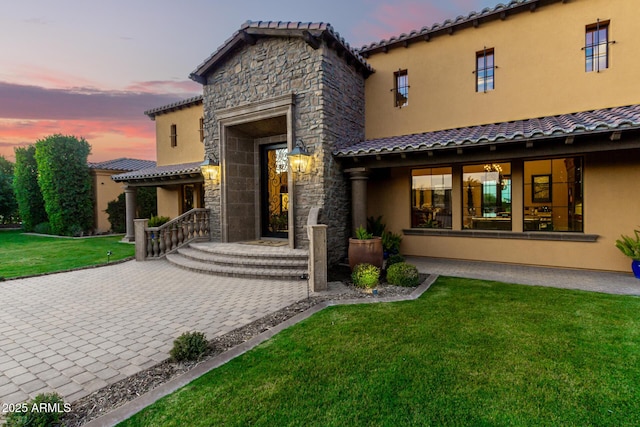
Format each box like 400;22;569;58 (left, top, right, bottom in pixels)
0;260;307;405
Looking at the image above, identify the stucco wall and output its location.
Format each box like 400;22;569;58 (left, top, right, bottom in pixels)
92;170;125;233
367;148;640;272
155;104;204;167
157;186;181;219
364;0;640;140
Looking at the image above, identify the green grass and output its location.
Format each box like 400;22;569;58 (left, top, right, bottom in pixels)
0;229;134;278
120;277;640;427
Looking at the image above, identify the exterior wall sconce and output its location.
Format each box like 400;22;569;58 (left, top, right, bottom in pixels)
288;139;311;173
200;153;220;183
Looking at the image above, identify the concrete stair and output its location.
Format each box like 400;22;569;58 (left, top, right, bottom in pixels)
165;242;309;280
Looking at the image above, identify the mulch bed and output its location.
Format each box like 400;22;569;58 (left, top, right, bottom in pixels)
61;267;422;426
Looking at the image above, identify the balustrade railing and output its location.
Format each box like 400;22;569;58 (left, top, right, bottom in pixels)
143;208;210;259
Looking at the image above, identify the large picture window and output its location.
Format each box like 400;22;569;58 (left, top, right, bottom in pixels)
524;157;583;232
411;168;452;228
463;163;511;230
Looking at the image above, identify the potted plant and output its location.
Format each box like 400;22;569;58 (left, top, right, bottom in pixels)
382;230;402;259
348;226;383;270
615;228;640;279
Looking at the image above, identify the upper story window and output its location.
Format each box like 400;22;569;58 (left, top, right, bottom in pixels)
170;124;177;147
199;118;204;143
585;21;609;72
476;48;495;92
394;69;409;108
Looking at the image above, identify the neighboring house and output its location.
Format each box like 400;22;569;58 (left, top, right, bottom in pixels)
113;96;205;236
119;0;640;272
89;158;156;233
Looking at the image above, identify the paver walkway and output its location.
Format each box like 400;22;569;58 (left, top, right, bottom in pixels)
0;260;307;406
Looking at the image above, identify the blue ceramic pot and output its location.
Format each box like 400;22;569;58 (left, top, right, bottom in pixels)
632;260;640;279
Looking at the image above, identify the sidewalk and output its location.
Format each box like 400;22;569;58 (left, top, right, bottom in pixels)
406;256;640;296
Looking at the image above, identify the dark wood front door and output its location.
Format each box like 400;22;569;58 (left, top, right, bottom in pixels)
260;143;288;238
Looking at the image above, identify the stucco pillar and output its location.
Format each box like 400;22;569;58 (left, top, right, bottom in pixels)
346;167;369;236
123;185;137;242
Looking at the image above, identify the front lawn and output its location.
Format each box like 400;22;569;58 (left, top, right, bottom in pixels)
120;277;640;426
0;229;134;278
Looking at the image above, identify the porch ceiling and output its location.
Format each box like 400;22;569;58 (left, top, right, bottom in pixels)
334;104;640;160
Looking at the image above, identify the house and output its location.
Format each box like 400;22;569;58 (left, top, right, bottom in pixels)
120;0;640;273
113;96;205;241
89;158;155;233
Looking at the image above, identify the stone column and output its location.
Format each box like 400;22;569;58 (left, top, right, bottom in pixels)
134;219;148;261
123;185;137;242
308;224;328;292
345;168;369;236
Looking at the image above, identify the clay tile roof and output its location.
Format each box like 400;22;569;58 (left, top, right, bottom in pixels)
144;95;203;119
88;158;156;171
111;161;203;182
334;104;640;157
190;21;373;83
359;0;562;55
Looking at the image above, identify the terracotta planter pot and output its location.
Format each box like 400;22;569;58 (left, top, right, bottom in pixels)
348;237;383;270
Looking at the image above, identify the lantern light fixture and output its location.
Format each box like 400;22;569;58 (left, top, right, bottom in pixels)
200;152;220;183
288;139;311;173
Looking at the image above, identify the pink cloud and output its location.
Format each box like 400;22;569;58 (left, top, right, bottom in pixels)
125;80;202;95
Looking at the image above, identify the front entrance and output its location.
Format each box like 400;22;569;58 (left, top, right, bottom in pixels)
260;143;289;238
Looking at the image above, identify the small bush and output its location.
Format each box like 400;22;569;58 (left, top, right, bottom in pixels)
170;331;208;362
148;215;170;227
386;262;421;287
351;263;380;288
5;392;68;427
385;254;405;270
33;222;51;234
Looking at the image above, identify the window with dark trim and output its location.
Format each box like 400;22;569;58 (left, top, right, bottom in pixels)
585;21;609;72
463;163;511;230
524;157;583;232
199;118;204;143
170;124;177;147
411;168;452;229
476;48;495;92
394;69;409;108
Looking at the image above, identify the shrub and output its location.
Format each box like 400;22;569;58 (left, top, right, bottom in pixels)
354;225;373;240
382;230;402;255
148;215;171;227
13;146;47;231
5;392;68;427
386;254;405;270
170;331;208;362
386;262;421;287
351;263;380;288
33;222;51;235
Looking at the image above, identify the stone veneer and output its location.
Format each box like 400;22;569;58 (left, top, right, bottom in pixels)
201;36;365;265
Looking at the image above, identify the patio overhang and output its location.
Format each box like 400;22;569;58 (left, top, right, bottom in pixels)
112;162;204;187
334;104;640;169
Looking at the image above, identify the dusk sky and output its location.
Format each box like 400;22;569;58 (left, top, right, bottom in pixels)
1;0;498;163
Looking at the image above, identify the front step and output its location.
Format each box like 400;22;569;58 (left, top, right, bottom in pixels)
166;242;309;280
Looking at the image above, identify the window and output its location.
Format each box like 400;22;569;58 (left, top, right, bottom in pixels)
170;124;177;147
524;158;583;232
199;118;204;143
585;21;609;72
476;48;495;92
411;168;452;228
463;163;511;230
394;69;409;108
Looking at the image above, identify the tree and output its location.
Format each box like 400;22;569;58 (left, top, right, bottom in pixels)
13;147;47;230
0;156;18;224
35;135;94;236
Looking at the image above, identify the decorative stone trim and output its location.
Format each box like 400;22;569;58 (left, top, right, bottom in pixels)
403;228;599;242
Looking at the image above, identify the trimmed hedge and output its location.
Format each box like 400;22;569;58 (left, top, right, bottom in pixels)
386;262;420;287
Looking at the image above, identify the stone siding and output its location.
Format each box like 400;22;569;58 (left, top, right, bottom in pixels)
201;35;365;265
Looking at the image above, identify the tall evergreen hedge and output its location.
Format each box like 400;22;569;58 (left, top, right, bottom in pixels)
35;135;94;236
0;155;18;224
13;146;47;231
